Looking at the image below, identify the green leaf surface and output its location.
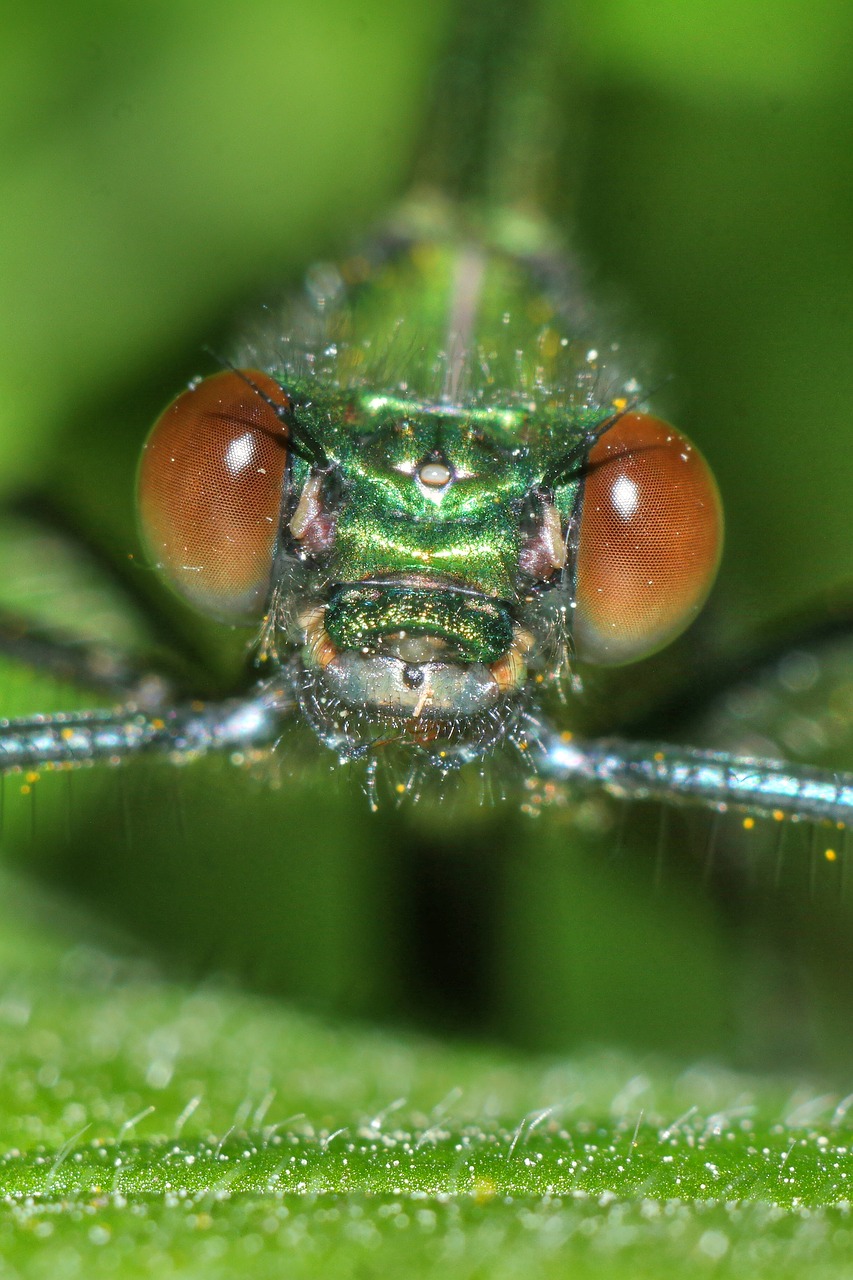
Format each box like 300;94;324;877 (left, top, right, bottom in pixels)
0;876;851;1277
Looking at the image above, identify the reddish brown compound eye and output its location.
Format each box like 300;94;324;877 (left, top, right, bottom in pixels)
573;412;723;665
137;369;291;622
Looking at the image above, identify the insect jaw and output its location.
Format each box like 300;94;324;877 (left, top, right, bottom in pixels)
296;601;533;725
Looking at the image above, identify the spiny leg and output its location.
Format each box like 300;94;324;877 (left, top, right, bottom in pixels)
4;682;853;826
0;679;292;773
0;553;293;769
531;727;853;826
2;614;852;825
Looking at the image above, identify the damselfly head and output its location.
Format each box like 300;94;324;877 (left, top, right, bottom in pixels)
137;229;723;764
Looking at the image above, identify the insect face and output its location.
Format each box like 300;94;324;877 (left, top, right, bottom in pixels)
135;223;723;764
138;359;722;764
291;402;536;750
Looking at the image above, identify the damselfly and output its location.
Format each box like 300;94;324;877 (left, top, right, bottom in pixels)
4;0;853;1062
2;1;851;839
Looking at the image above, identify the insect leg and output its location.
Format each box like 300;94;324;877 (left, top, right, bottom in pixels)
533;731;853;825
0;680;292;774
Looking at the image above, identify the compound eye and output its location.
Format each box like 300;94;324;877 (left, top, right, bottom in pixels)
137;369;291;622
573;412;723;665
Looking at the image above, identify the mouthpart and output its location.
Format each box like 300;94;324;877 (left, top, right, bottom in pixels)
299;604;532;720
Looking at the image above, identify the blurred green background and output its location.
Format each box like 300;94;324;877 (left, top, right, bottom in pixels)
2;0;853;1082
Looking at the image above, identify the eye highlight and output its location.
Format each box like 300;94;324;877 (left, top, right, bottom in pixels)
137;369;292;622
572;412;723;665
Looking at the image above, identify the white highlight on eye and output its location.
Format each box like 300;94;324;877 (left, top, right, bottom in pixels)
612;475;640;519
224;432;256;476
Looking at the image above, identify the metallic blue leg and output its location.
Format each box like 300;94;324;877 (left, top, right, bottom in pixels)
2;680;852;825
0;680;291;773
533;731;853;825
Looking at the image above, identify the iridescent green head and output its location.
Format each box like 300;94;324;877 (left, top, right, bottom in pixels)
139;217;722;762
283;387;574;752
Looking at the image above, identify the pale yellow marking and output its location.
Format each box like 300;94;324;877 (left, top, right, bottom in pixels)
542;503;567;570
489;645;525;694
289;473;324;539
412;681;433;719
444;247;486;403
302;607;338;670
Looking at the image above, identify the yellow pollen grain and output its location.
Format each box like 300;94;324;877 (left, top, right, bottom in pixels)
395;783;406;795
825;848;838;862
25;771;39;784
20;785;30;796
743;817;755;830
560;731;573;742
772;809;785;821
654;751;665;763
61;727;74;740
838;821;846;831
612;397;628;411
152;718;165;731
